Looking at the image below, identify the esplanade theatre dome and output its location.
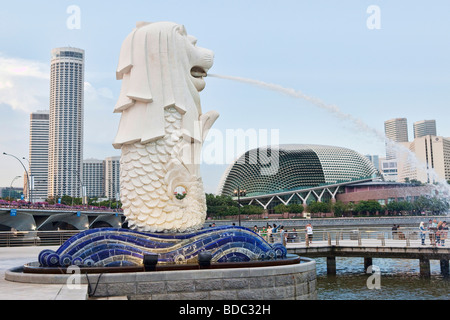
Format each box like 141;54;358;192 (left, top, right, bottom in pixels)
217;144;379;197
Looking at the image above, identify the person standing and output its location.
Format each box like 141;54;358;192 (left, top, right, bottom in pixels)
436;221;443;246
279;226;286;246
260;226;268;241
428;219;436;245
306;223;313;244
419;222;427;245
267;225;273;243
441;221;448;247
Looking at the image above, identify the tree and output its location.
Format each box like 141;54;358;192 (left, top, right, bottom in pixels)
332;200;347;216
241;205;264;215
354;200;382;215
274;204;289;214
307;201;331;213
287;203;304;214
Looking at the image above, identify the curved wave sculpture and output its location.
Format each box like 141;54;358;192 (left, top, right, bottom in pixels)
38;226;287;268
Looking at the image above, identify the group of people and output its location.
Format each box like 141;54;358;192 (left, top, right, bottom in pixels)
255;224;286;244
419;219;448;246
253;223;314;245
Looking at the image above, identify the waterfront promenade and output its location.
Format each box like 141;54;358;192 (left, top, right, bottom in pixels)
1;223;448;300
0;246;88;300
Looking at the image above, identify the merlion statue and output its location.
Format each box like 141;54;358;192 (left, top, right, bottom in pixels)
113;21;219;233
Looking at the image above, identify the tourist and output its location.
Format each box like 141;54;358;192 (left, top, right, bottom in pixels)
419;222;427;245
436;221;443;246
260;226;268;241
441;222;448;247
428;219;436;245
391;224;398;239
279;226;286;246
267;225;273;243
306;223;313;243
288;228;298;243
253;225;258;234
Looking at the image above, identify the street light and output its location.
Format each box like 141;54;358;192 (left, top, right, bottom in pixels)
3;152;31;203
234;187;246;227
9;175;21;201
22;157;33;203
73;170;86;205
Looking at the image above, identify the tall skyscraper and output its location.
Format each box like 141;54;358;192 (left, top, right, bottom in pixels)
28;110;49;202
83;159;105;198
413;120;437;139
48;47;85;199
384;118;409;160
105;156;120;200
398;135;450;183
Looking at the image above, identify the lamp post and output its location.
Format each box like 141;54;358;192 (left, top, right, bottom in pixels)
9;175;21;202
73;170;86;205
3;152;31;203
233;187;246;227
22;157;33;204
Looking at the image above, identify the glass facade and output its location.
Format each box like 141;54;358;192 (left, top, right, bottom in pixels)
48;47;85;198
218;144;379;197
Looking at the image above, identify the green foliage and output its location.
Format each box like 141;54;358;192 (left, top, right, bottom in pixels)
308;201;332;213
288;203;304;213
273;203;304;214
206;193;239;217
332;200;347;216
354;200;382;214
241;205;264;215
274;204;289;214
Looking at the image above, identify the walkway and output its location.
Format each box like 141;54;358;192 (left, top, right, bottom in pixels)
285;235;450;276
0;246;88;300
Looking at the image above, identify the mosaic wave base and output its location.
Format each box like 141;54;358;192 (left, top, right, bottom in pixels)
37;226;287;268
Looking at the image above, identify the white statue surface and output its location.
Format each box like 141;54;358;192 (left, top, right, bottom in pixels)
113;21;218;233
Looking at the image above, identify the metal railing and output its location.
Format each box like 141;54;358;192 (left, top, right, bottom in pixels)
0;230;80;247
0;227;447;248
261;227;448;248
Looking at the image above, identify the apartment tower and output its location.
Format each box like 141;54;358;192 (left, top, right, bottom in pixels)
413;120;437;139
384;118;409;160
28;110;49;202
47;47;85;199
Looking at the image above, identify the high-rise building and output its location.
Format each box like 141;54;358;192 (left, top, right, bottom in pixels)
398;135;450;183
83;159;105;198
105;156;120;200
365;155;380;171
384;118;409;160
47;47;85;199
379;158;398;182
28;110;49;202
413;120;437;139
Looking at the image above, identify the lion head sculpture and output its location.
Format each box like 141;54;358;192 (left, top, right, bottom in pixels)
113;21;215;148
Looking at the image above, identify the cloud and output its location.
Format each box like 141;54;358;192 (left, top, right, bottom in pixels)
0;54;50;113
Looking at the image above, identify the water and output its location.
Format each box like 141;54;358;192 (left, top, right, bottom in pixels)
315;257;450;300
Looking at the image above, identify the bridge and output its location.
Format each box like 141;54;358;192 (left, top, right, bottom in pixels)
0;207;125;231
283;229;450;278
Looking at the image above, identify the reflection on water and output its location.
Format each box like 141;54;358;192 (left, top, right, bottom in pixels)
315;257;450;300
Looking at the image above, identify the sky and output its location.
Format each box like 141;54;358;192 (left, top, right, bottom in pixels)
0;1;450;194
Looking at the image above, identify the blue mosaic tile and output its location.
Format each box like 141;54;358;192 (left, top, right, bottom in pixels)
40;226;287;267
